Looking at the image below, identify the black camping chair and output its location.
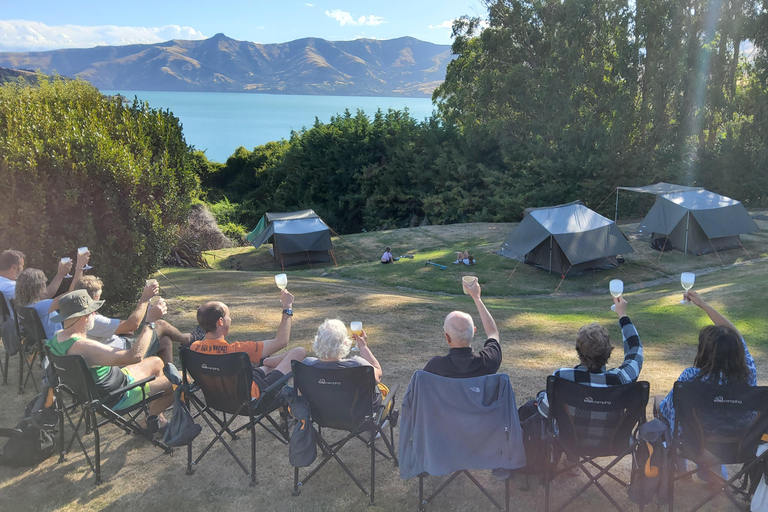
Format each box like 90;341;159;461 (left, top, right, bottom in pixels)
544;376;650;512
399;371;525;512
290;361;399;506
669;381;768;512
45;346;171;484
179;347;292;486
16;305;49;394
0;291;16;385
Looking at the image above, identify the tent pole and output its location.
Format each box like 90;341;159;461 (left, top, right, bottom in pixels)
549;236;553;275
658;236;669;262
708;239;725;268
505;259;522;283
684;212;690;254
739;240;754;262
330;249;338;267
614;188;619;223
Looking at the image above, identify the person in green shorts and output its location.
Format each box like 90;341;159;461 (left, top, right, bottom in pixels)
46;289;175;430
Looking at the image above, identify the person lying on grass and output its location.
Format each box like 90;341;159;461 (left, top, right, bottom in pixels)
190;290;306;400
423;276;501;379
46;289;175;430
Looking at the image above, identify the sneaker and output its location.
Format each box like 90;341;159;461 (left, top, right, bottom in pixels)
492;468;512;481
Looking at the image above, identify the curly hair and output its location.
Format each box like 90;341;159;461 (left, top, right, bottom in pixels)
575;323;614;371
694;325;750;383
312;319;352;361
15;268;48;307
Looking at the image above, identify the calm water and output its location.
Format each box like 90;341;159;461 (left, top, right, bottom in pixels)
101;90;436;163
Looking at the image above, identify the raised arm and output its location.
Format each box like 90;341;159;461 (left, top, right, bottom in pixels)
45;258;72;301
114;281;158;335
685;290;741;338
464;277;500;342
259;289;294;356
353;330;383;383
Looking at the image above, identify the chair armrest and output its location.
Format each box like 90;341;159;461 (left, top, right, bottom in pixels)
381;383;399;411
253;371;293;407
103;375;157;401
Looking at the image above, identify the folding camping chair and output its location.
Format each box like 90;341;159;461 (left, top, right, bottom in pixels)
669;381;768;512
16;305;48;394
544;376;650;512
0;291;15;385
398;371;526;511
45;347;171;485
290;361;399;506
179;348;291;486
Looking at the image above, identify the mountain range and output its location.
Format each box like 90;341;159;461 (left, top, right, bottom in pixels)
0;34;453;97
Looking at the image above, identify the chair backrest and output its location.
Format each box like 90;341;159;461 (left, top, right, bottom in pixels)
45;347;100;404
0;291;11;323
180;348;254;415
291;361;376;431
673;381;768;463
547;376;650;457
16;305;47;347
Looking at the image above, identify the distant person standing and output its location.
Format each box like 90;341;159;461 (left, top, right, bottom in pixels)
381;247;396;264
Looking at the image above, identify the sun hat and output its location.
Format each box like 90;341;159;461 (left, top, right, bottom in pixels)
50;289;104;323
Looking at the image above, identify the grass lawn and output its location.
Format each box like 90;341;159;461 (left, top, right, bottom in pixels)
1;217;767;511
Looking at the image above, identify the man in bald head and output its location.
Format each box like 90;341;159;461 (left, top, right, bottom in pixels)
423;277;501;378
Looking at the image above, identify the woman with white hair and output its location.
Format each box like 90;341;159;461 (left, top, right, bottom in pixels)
303;319;387;408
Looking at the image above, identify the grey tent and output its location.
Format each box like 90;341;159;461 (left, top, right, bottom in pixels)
614;182;704;222
638;190;758;255
246;210;334;267
496;201;634;277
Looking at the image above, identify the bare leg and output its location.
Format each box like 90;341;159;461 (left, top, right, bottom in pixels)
260;347;306;376
154;319;193;346
153;335;173;364
124;356;174;423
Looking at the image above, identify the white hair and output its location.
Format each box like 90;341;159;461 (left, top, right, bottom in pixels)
443;311;475;346
312;319;352;361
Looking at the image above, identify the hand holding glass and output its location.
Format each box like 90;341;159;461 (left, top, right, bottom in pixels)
609;279;623;312
275;273;288;290
78;247;93;270
350;321;363;352
680;272;695;304
60;257;73;278
462;276;476;295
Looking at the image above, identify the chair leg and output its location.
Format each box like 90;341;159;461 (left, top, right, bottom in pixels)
3;352;8;384
250;420;257;487
293;466;301;496
92;411;102;485
418;475;425;511
18;351;24;393
370;428;376;506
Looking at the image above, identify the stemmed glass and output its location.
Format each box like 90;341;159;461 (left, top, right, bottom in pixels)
350;321;363;352
275;273;287;290
680;272;695;304
78;247;93;270
60;257;73;278
609;279;623;312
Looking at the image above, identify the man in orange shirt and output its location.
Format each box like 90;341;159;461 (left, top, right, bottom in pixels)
190;289;305;398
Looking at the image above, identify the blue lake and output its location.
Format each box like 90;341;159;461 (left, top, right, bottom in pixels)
101;90;437;163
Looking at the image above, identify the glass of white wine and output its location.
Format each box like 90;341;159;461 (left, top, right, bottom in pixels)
462;275;476;294
350;321;363;352
609;279;623;312
275;273;288;290
78;246;93;270
60;257;73;278
680;272;695;304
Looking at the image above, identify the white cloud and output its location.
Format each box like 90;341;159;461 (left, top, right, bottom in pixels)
305;3;314;6
0;20;207;52
325;10;385;27
429;20;454;30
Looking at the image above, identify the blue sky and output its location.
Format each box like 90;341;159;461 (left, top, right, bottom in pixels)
0;0;487;52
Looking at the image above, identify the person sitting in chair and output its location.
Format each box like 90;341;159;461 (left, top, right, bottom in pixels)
46;289;175;430
535;296;643;417
190;290;306;399
381;247;396;264
15;264;75;339
303;318;389;410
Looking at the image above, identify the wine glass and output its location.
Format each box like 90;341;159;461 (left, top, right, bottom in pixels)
462;276;476;294
609;279;623;312
350;321;363;352
78;246;93;270
60;257;73;278
680;272;695;304
275;273;287;290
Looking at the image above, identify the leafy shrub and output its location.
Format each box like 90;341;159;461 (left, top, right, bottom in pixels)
0;77;200;311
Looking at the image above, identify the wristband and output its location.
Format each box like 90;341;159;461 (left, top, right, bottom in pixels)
282;308;293;316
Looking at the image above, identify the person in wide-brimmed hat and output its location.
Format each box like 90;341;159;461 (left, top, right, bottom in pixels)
46;289;175;429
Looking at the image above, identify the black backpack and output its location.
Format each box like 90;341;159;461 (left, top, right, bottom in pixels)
628;419;671;505
0;388;58;467
515;400;561;489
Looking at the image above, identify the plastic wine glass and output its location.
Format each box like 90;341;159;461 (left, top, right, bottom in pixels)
78;246;93;270
275;273;288;290
462;276;476;295
350;321;363;352
609;279;623;312
60;257;73;278
680;272;695;304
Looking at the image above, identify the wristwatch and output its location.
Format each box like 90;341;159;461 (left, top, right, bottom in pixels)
147;322;156;330
282;308;293;317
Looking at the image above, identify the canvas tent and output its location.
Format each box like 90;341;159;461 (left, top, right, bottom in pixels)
496;201;634;277
614;181;704;221
636;189;758;255
246;210;334;267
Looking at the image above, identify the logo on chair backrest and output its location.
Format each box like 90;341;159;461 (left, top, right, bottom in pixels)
469;386;481;393
584;397;611;405
201;363;220;371
53;363;64;372
317;378;341;385
713;396;742;404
